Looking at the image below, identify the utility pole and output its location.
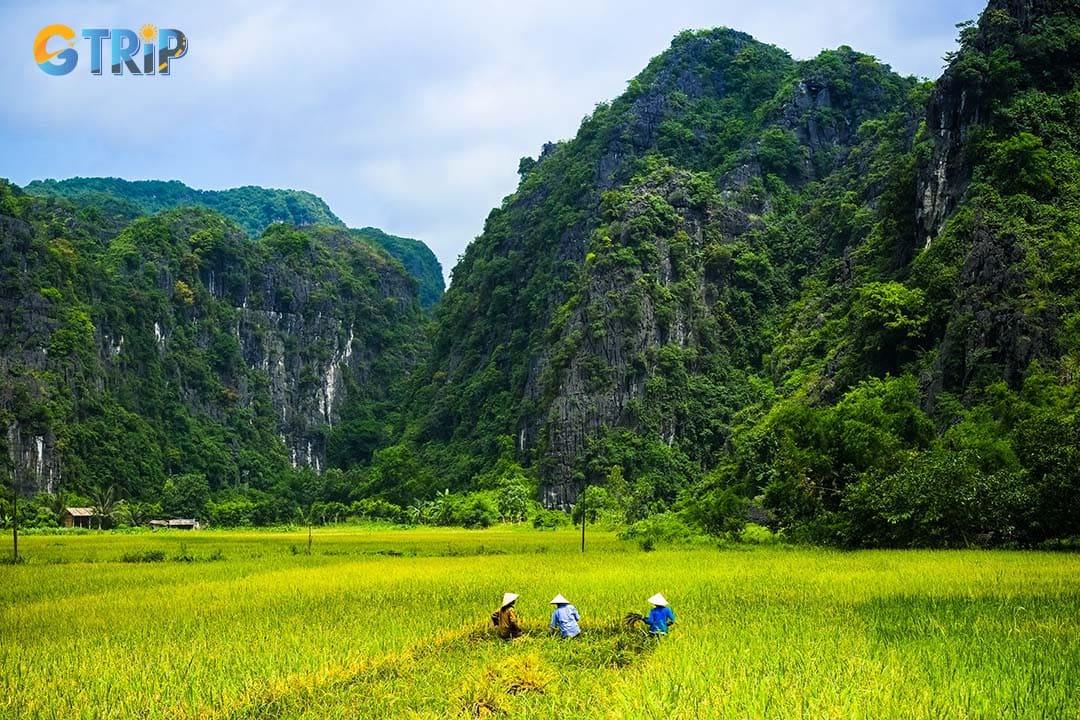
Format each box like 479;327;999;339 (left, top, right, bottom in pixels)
9;469;18;563
580;480;586;554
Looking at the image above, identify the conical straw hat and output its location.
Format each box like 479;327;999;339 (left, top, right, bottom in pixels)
501;592;519;607
647;593;669;606
549;593;570;604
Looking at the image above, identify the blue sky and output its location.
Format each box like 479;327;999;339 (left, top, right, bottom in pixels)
1;0;986;283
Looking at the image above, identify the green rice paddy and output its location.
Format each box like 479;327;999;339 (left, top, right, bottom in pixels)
2;527;1078;718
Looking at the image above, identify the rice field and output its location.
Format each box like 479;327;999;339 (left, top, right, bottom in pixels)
1;526;1078;719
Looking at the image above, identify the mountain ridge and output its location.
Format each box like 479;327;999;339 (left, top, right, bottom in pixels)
23;177;446;309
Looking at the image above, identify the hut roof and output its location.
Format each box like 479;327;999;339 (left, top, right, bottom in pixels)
65;507;95;517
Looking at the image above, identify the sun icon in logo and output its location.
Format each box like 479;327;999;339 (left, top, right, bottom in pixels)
139;24;157;43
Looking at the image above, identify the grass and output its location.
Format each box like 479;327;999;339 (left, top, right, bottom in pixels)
1;526;1078;718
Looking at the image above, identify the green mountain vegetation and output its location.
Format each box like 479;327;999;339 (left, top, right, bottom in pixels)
351;227;445;309
394;0;1080;547
25;177;343;238
4;0;1078;547
23;177;445;310
1;182;428;524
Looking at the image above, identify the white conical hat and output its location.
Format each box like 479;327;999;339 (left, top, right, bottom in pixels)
647;593;669;606
549;593;570;604
501;592;519;607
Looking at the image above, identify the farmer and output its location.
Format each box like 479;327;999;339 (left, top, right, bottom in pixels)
491;592;523;639
549;594;581;638
642;593;676;635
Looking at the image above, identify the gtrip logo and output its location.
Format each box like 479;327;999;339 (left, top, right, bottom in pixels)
34;24;188;76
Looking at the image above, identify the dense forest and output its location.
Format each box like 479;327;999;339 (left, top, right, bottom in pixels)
25;178;445;310
4;0;1079;546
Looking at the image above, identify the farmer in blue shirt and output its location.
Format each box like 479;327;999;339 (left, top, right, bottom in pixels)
549;594;581;638
642;593;676;635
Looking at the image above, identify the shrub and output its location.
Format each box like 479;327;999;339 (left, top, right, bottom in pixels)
207;498;257;527
843;449;1033;547
531;509;570;530
455;495;499;529
350;498;407;524
740;523;781;544
850;282;928;362
683;488;747;535
619;512;704;550
571;486;620;525
758;128;805;178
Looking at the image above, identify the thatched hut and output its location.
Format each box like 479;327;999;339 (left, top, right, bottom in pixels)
62;508;94;529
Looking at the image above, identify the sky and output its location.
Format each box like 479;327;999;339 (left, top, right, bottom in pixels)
0;0;986;284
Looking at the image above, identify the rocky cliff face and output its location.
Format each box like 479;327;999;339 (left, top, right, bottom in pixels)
408;30;921;504
4;422;60;495
1;188;426;496
917;0;1066;246
528;170;715;502
915;0;1080;400
531;67;921;502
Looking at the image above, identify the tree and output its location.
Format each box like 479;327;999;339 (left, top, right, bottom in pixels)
407;500;431;525
162;474;210;518
843;450;1033;547
430;489;454;526
364;445;436;506
116;500;162;527
517;156;537;178
496;477;531;523
606;465;629;516
850;282;928;364
91;485;120;530
571;486;617;524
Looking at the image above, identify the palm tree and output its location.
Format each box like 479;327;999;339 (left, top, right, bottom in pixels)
115;500;155;528
48;489;71;518
91;486;120;530
431;489;453;526
407;500;427;525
